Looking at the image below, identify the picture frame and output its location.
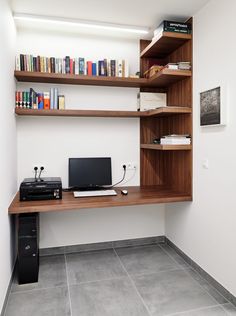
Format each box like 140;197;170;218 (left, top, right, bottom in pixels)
200;86;227;126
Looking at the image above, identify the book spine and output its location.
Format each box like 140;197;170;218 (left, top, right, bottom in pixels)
110;60;116;77
15;56;20;71
87;61;92;76
74;58;79;75
15;91;19;108
53;88;58;109
20;54;24;71
43;92;50;109
65;56;70;74
50;88;54;109
92;63;97;76
58;95;65;110
117;59;123;77
19;92;23;108
104;59;108;76
70;58;73;74
79;58;85;75
37;93;44;109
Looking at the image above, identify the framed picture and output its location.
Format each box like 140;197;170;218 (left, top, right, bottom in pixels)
200;86;226;126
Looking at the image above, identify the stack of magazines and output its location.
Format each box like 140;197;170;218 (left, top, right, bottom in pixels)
160;134;191;145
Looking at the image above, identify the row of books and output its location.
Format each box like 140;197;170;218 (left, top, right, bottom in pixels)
15;88;65;110
153;20;192;41
160;134;191;145
15;55;129;77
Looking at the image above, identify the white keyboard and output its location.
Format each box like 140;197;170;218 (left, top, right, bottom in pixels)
73;189;117;198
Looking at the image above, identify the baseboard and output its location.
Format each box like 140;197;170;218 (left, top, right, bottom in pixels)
0;263;16;316
166;238;236;307
39;235;166;256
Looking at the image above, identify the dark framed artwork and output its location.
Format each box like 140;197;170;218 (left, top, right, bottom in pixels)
200;87;221;126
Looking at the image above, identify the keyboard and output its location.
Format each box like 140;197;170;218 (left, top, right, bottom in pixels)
73;189;117;198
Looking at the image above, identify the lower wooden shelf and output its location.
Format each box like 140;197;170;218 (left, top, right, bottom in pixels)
8;186;192;214
141;144;192;151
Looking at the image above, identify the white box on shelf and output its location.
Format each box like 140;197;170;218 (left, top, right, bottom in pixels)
138;92;167;111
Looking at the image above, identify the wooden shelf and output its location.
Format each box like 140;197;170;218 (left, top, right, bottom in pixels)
15;108;142;118
15;106;192;118
14;71;148;88
145;106;191;117
148;68;191;87
141;144;192;151
8;186;192;214
15;70;191;88
140;32;192;58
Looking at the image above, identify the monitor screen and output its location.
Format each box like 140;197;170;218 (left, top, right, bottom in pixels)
69;157;112;189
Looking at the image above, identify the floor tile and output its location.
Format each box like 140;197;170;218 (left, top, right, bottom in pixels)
160;244;190;268
115;245;179;276
5;286;70;316
70;277;149;316
66;249;126;285
222;303;236;315
11;255;67;292
133;269;217;316
185;268;228;305
173;305;229;315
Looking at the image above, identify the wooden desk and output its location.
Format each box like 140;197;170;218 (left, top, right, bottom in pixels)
9;186;192;214
9;186;191;284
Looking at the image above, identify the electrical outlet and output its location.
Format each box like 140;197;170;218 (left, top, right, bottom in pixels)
123;162;137;170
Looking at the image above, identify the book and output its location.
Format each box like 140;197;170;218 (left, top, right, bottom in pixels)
117;60;123;77
92;63;97;76
43;92;50;109
53;88;58;109
154;20;192;36
58;95;65;110
87;61;92;76
98;60;105;76
160;138;191;145
50;88;54;109
79;58;85;75
37;93;44;109
165;63;178;70
30;88;37;109
65;56;70;74
110;60;116;76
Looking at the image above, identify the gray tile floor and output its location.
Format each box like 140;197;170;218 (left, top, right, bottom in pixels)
4;244;236;316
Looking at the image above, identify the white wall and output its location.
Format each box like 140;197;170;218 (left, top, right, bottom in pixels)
16;30;165;248
0;0;17;311
166;0;236;297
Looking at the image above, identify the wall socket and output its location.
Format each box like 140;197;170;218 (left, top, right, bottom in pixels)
123;162;137;170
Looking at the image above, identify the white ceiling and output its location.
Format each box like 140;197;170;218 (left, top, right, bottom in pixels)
10;0;209;28
10;0;210;38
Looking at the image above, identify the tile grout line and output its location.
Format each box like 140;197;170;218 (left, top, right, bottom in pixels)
164;242;233;306
159;244;228;307
113;247;152;316
10;284;68;296
163;302;229;316
64;253;73;316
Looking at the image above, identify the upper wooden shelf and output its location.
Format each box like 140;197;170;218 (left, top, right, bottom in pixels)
8;186;192;214
148;68;191;87
15;106;191;118
14;71;147;88
15;70;191;88
140;32;192;58
141;144;192;151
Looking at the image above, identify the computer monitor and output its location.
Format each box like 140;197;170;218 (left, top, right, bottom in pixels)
68;157;112;190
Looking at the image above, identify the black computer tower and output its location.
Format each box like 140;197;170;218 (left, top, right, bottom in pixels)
17;213;39;284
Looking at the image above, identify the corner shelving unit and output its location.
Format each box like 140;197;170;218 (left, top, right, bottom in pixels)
13;22;192;208
139;19;192;199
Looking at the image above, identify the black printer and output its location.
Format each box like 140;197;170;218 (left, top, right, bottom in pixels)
20;177;62;201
